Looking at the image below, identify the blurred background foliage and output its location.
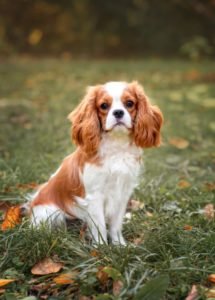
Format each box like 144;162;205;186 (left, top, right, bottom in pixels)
0;0;214;59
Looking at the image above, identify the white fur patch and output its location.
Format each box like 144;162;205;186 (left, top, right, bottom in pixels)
31;204;65;226
104;81;132;131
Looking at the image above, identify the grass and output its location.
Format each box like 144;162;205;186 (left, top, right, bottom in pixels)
0;58;214;299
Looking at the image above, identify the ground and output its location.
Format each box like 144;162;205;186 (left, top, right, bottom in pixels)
0;58;214;299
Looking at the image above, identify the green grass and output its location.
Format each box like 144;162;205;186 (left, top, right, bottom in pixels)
0;58;215;299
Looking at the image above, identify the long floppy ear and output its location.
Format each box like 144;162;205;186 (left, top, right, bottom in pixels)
130;81;163;148
68;85;102;155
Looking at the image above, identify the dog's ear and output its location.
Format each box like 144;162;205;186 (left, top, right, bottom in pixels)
129;81;163;148
68;86;102;155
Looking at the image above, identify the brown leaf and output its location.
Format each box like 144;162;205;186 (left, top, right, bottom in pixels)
206;287;215;298
96;266;109;285
128;199;144;211
204;204;214;220
0;289;6;294
204;182;215;191
113;280;123;296
183;225;193;231
185;285;198;300
0;279;16;287
16;182;38;190
31;258;64;275
169;138;189;149
0;201;10;213
53;272;78;285
178;180;191;189
90;250;100;257
133;233;144;245
208;274;215;284
1;206;21;230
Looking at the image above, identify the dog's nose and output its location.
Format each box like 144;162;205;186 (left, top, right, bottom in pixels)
113;109;124;119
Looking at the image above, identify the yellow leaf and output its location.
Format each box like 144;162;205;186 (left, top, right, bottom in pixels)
178;180;191;189
53;272;77;285
28;29;43;45
128;199;144;211
169;138;189;149
1;206;21;230
31;258;63;275
0;279;15;287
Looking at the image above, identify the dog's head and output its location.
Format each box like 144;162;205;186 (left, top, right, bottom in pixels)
68;81;163;154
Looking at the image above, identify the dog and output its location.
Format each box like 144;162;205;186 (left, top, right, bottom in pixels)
25;81;163;245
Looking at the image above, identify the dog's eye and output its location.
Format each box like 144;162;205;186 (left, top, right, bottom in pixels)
125;100;134;108
100;103;109;110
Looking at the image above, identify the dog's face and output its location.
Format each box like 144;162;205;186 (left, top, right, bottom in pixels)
68;81;163;154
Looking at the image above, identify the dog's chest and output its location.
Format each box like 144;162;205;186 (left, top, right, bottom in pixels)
82;137;142;200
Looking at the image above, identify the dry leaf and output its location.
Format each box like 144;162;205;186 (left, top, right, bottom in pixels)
128;199;144;211
113;280;123;296
0;201;10;213
96;266;109;285
31;258;63;275
90;250;100;257
206;287;215;298
1;206;21;230
0;279;15;287
183;225;193;231
178;180;191;189
0;289;6;294
169;138;189;149
28;29;43;45
16;182;38;190
205;182;215;191
208;274;215;284
204;204;214;220
53;272;77;285
133;233;144;245
185;285;198;300
145;211;153;217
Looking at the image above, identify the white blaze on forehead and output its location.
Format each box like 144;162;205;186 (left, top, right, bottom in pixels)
104;81;132;130
104;82;127;100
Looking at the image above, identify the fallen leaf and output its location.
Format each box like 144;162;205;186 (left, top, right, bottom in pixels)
204;204;214;220
53;272;77;285
28;29;43;45
31;258;64;275
185;285;198;300
1;206;21;230
133;234;144;245
205;182;215;191
178;180;191;189
133;275;169;300
90;249;100;257
0;279;15;287
16;182;38;190
169;138;189;149
96;266;109;285
0;289;5;294
113;280;123;296
0;201;10;213
206;287;215;298
208;274;215;284
128;199;144;211
184;225;193;231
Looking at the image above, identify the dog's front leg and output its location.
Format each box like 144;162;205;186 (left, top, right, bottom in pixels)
109;201;128;246
86;195;107;244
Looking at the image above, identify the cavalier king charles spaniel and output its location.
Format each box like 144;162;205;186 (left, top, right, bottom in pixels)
26;81;163;245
